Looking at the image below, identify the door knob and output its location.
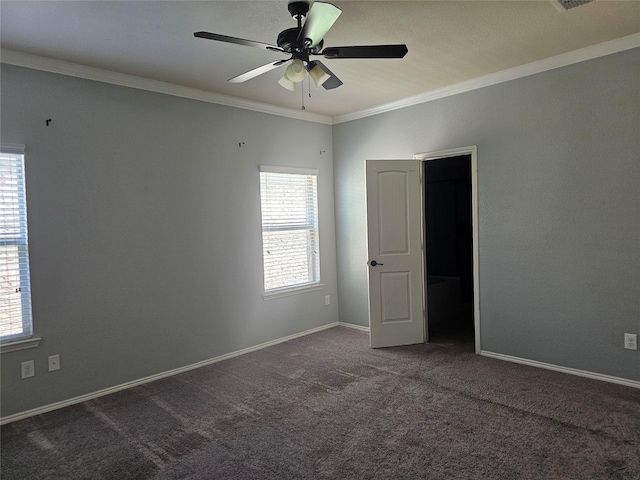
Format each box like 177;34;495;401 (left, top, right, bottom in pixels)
369;260;384;266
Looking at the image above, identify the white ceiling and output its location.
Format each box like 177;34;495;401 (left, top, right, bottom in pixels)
1;1;639;119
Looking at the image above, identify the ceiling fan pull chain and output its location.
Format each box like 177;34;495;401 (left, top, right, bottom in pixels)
301;80;305;110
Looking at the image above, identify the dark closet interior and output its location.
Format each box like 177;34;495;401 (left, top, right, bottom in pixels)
424;155;474;346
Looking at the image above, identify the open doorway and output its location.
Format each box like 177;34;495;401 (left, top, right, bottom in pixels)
366;149;480;352
424;155;475;348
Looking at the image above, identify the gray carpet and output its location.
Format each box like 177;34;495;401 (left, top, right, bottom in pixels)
2;326;639;479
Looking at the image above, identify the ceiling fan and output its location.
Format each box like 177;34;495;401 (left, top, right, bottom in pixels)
194;1;408;92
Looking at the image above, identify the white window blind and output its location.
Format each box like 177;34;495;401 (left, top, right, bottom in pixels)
259;166;320;294
0;148;33;342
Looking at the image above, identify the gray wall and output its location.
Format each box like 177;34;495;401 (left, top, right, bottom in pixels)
0;65;339;417
2;47;638;418
333;48;640;381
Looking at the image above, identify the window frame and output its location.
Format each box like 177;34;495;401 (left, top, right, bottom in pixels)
0;144;36;348
259;165;323;299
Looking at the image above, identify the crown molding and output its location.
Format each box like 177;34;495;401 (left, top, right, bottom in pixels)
332;33;640;125
3;33;639;126
0;49;333;126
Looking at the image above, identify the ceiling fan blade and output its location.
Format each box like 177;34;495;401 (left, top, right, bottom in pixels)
194;32;283;53
308;60;343;90
321;45;408;59
298;2;342;48
228;59;290;83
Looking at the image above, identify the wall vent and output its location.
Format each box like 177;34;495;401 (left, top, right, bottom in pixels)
551;0;595;12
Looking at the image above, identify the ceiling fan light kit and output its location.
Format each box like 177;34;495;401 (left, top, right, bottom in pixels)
308;62;331;87
194;0;408;96
277;75;296;91
285;58;307;82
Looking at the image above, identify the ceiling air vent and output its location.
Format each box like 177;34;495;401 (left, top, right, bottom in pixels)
551;0;595;12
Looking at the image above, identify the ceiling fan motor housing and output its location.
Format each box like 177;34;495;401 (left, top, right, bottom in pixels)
277;28;323;59
281;1;324;60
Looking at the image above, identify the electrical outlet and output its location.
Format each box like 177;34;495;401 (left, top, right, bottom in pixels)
624;333;637;350
48;354;61;372
325;294;330;306
21;360;35;379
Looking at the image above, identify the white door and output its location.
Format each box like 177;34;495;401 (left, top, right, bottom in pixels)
366;160;425;348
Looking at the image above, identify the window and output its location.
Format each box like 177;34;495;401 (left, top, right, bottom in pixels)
0;146;33;343
259;166;320;295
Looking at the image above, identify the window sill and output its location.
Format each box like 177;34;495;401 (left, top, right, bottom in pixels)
263;284;324;300
1;337;41;354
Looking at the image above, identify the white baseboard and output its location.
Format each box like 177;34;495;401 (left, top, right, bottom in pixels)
480;350;640;390
338;322;370;332
0;322;339;425
5;326;636;425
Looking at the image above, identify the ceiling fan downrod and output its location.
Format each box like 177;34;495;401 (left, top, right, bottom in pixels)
279;1;318;62
288;1;309;23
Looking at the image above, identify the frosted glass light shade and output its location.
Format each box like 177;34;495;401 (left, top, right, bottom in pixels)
285;59;306;82
278;75;295;91
309;64;330;87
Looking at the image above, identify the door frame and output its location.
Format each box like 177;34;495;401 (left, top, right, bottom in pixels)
415;146;480;353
